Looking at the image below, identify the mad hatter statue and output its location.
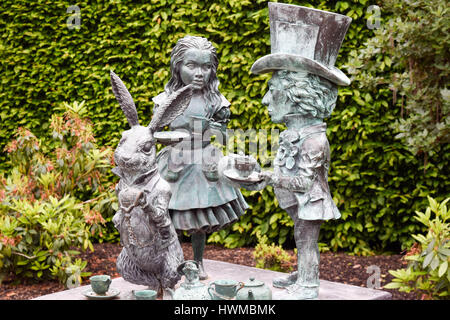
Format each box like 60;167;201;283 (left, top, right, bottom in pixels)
249;3;352;300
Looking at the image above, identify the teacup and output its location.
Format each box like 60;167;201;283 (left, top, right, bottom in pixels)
133;289;157;300
208;279;244;300
90;275;112;295
234;155;257;178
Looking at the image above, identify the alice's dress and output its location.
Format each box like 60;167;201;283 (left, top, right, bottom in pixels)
152;92;248;234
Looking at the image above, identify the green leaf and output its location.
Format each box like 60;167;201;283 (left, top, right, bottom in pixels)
423;252;434;268
383;282;402;289
426;238;436;254
430;256;440;271
16;260;29;266
437;247;450;256
260;222;269;235
428;196;439;214
438;260;448;277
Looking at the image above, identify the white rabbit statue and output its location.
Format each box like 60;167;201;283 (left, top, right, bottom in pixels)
109;70;193;296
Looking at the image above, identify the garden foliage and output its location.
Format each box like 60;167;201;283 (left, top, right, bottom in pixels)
253;232;295;272
346;0;449;162
0;0;448;254
385;197;450;300
0;102;116;284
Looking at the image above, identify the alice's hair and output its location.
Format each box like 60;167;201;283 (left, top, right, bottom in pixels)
275;70;338;119
165;35;222;114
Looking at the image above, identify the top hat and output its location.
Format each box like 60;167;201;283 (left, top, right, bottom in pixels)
250;3;352;86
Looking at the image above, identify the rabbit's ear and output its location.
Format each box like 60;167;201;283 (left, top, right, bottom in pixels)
148;84;193;132
110;70;139;127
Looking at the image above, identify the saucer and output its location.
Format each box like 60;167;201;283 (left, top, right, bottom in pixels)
82;288;120;300
223;169;263;183
154;131;190;144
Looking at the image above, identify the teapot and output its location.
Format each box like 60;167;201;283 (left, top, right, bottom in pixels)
165;260;211;300
235;277;272;300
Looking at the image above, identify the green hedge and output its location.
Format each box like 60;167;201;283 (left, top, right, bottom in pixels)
0;0;448;254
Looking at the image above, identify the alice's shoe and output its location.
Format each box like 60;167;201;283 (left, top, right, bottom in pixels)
272;271;298;288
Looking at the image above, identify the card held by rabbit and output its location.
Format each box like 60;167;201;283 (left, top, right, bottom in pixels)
110;70;193;294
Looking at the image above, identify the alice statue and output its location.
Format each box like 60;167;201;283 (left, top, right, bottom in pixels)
152;35;248;279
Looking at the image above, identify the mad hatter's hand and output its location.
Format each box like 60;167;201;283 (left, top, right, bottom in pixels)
240;178;268;191
209;121;223;130
258;170;275;184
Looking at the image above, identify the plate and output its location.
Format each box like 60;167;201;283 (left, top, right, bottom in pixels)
82;288;120;300
154;131;190;144
223;169;263;183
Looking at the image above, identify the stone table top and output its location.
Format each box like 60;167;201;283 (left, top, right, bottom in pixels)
33;259;391;300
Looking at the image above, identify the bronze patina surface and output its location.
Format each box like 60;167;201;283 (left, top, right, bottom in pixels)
246;2;352;300
110;71;193;294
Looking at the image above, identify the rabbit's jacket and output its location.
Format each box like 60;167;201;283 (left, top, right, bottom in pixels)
112;166;177;251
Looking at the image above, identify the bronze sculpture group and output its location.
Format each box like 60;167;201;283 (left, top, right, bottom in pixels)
110;2;352;300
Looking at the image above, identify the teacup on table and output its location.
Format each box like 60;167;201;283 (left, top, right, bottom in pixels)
208;279;244;300
234;155;257;178
133;289;157;300
90;275;112;295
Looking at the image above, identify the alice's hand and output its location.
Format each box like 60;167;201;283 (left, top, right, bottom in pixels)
208;121;227;143
238;170;272;191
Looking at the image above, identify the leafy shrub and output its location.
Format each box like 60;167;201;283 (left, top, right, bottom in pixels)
384;196;450;300
346;0;449;160
0;101;116;285
253;232;295;273
50;256;90;289
0;0;448;254
0;196;92;285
